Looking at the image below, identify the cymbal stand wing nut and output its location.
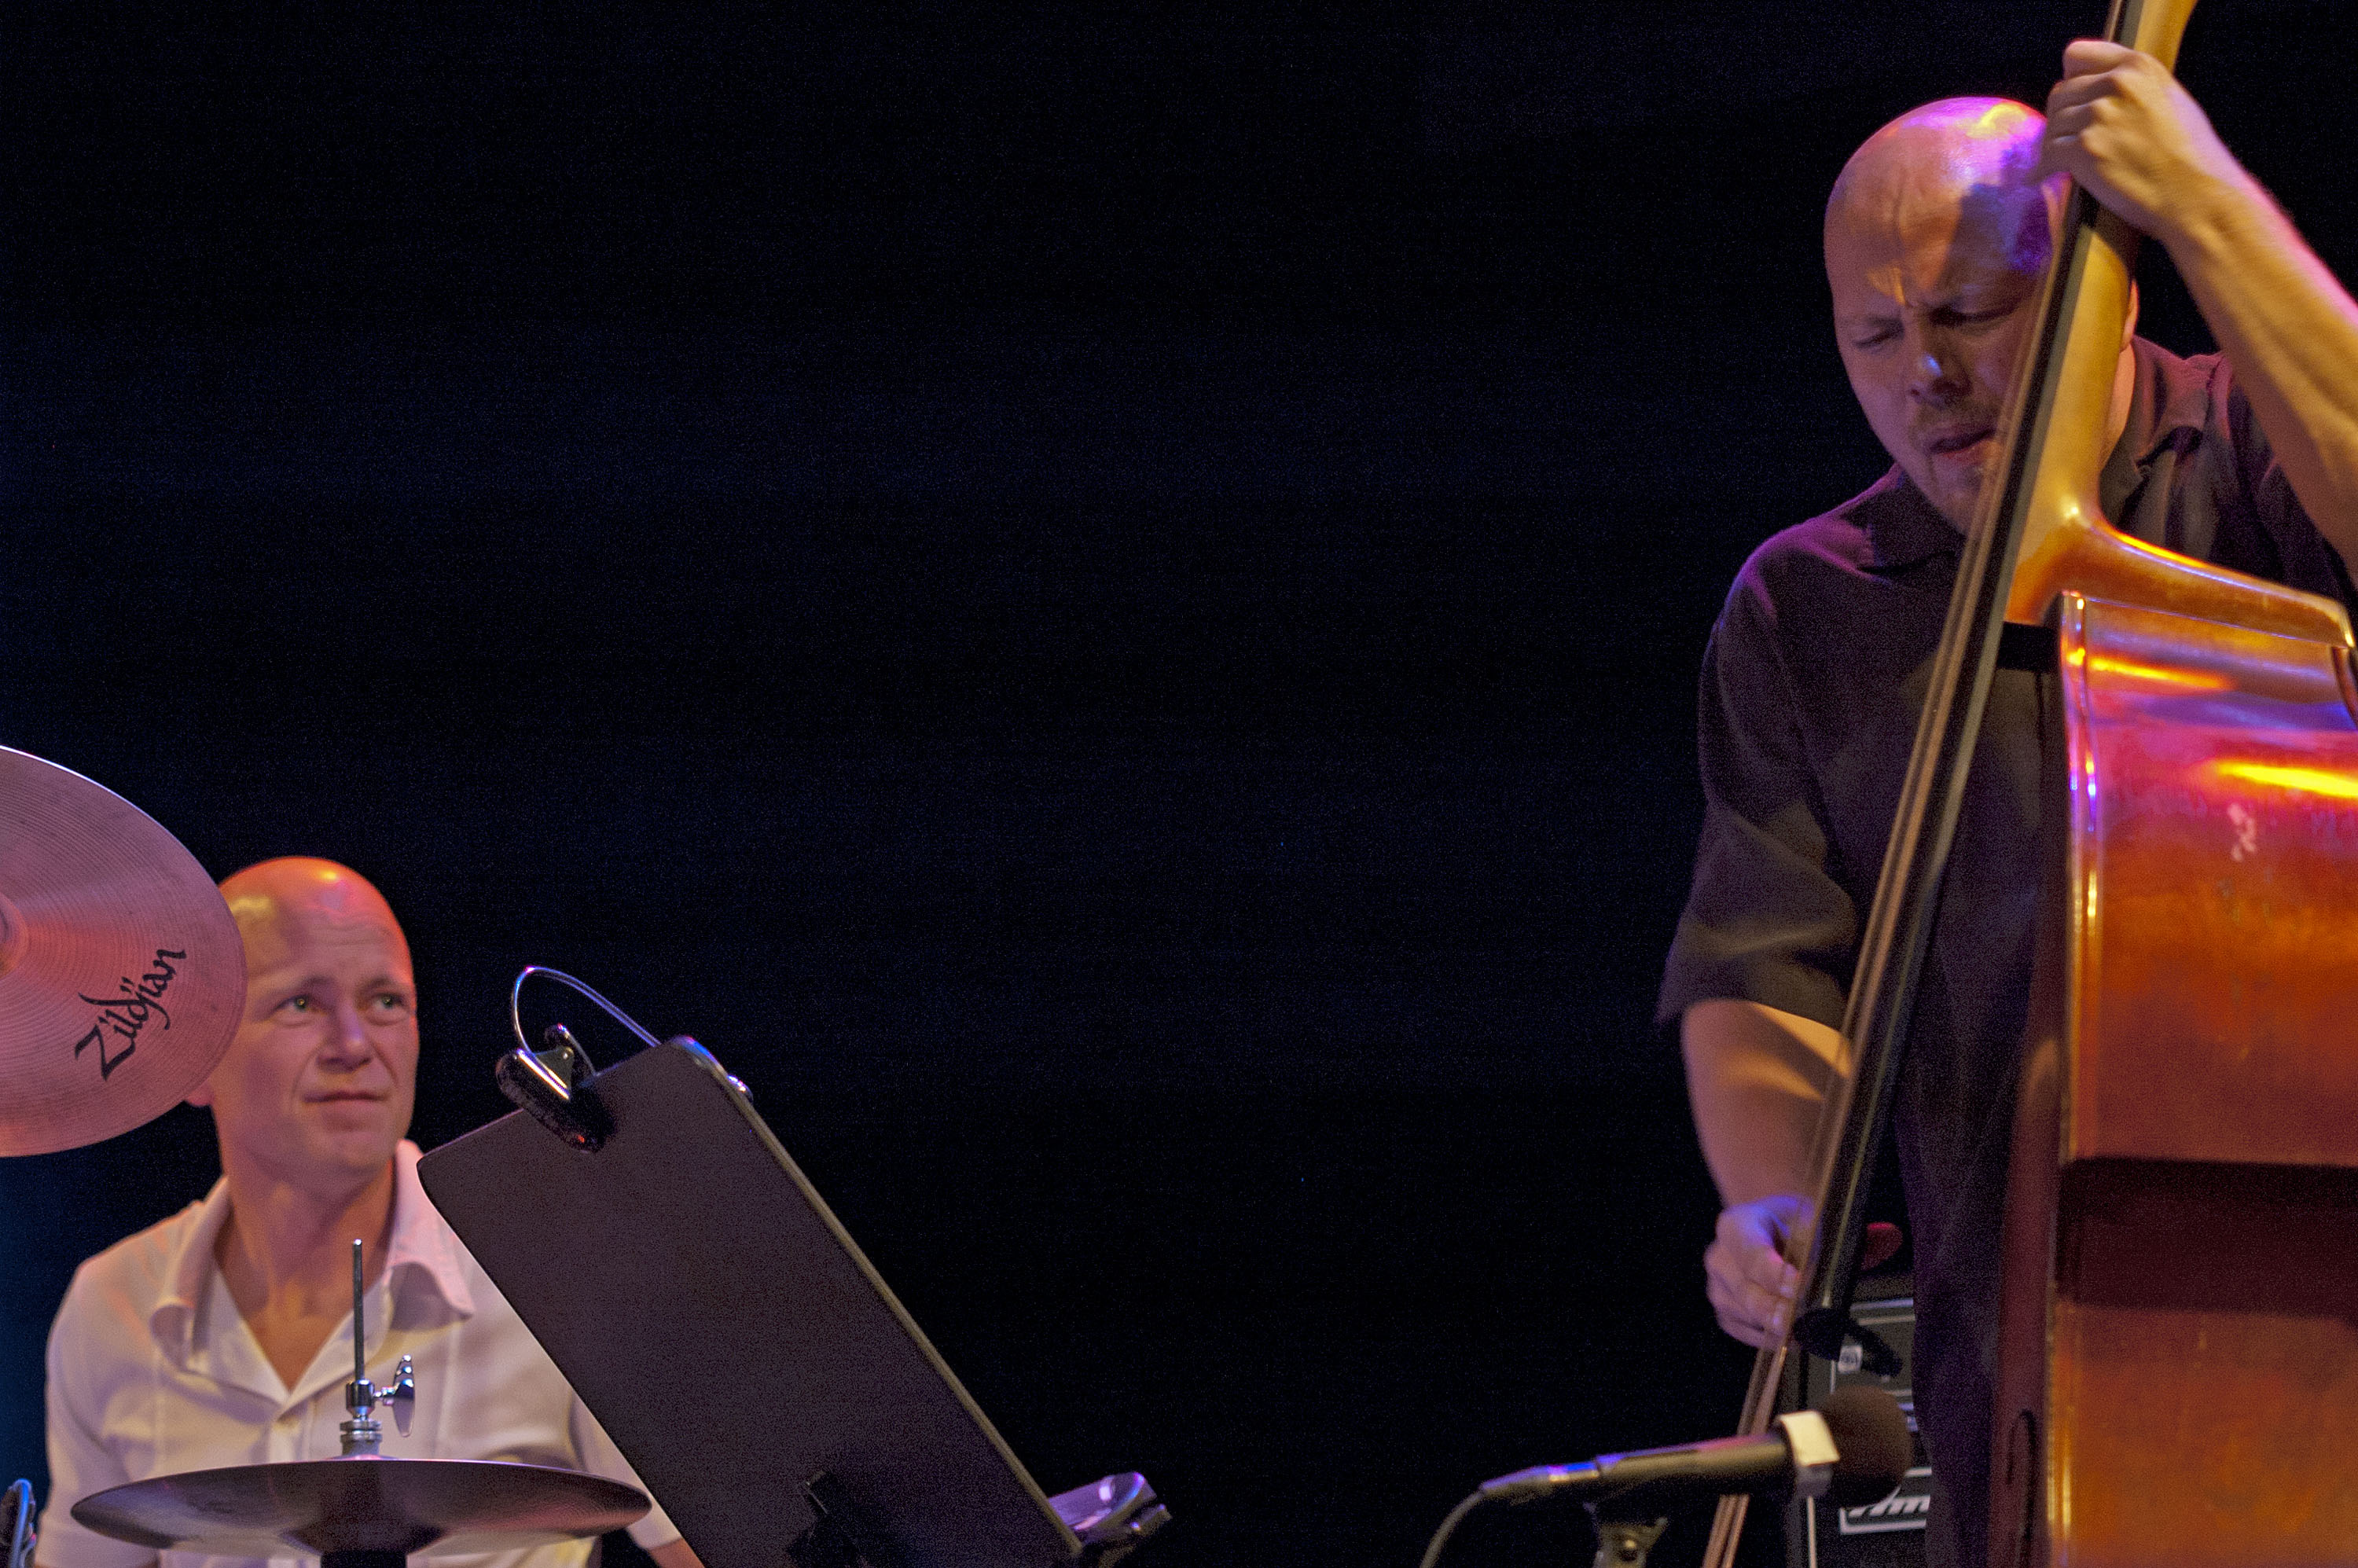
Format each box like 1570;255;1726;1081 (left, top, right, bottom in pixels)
340;1357;416;1456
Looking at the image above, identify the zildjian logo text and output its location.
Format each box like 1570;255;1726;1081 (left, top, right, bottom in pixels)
73;949;187;1081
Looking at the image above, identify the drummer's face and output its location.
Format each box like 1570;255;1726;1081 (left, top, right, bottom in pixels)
196;903;418;1187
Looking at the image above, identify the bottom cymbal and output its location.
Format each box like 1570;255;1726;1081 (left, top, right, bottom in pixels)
72;1456;648;1559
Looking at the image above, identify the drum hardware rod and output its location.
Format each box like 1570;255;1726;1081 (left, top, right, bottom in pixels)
338;1239;414;1456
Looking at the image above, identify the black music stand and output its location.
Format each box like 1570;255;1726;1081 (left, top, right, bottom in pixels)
417;1039;1162;1568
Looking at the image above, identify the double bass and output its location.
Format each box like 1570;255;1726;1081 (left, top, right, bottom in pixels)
1705;2;2358;1564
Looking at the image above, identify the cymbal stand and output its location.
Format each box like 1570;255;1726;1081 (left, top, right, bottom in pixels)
338;1239;416;1458
330;1239;417;1568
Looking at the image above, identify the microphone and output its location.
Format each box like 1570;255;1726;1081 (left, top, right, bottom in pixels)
1478;1386;1911;1515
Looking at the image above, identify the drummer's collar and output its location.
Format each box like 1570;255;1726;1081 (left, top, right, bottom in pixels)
149;1141;476;1361
386;1140;478;1318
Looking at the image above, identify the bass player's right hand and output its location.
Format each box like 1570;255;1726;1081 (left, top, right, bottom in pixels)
1705;1194;1809;1346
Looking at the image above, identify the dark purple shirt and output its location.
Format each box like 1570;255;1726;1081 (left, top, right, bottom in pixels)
1658;338;2356;1568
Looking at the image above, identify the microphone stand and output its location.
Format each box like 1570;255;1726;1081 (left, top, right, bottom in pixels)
1416;1492;1669;1568
1585;1511;1666;1568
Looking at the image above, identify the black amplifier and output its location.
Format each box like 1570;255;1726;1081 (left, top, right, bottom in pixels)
1781;1276;1931;1567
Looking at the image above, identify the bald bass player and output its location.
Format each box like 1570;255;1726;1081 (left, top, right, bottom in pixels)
38;859;705;1568
1658;44;2358;1568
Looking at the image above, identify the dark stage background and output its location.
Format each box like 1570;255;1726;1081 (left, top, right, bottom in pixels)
6;4;2353;1566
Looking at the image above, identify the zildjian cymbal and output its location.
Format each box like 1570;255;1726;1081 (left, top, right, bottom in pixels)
0;746;244;1156
72;1457;648;1559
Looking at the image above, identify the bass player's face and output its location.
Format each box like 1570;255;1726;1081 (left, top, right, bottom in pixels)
1826;182;2053;531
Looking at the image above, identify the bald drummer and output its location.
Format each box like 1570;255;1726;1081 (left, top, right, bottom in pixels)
39;859;704;1568
1659;43;2358;1568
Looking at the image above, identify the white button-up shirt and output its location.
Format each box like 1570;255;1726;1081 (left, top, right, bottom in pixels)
40;1142;681;1568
